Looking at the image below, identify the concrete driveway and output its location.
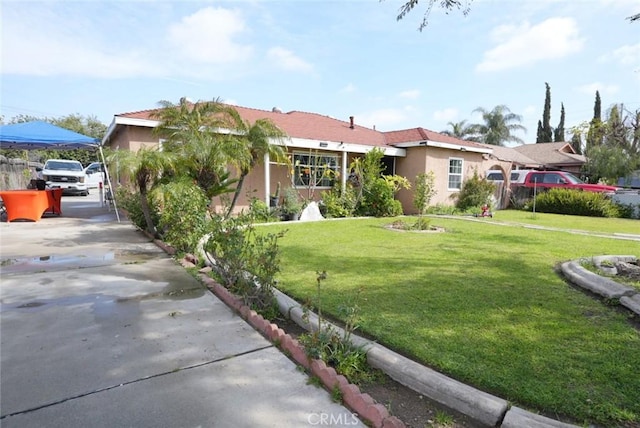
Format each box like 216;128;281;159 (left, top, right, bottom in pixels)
0;193;364;427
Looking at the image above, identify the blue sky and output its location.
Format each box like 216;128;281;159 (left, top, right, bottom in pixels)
1;0;639;146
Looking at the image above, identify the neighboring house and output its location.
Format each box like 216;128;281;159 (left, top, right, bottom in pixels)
102;104;496;214
512;142;586;173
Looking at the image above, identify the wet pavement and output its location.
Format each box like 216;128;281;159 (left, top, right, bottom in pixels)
0;193;365;427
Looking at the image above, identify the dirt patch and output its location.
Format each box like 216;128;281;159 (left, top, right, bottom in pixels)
273;315;480;428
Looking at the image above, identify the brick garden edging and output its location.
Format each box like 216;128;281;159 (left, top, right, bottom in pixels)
192;267;405;428
146;231;581;428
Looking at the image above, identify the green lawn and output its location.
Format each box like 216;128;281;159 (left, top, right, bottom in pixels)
265;215;640;426
487;209;640;235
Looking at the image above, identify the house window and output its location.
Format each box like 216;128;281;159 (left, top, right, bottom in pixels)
293;152;339;188
448;158;463;190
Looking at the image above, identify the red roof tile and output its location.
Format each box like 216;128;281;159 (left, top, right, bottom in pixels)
383;127;485;149
117;104;489;151
117;104;387;147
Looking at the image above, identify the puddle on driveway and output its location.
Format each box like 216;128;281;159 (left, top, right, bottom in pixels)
0;287;204;314
0;250;159;274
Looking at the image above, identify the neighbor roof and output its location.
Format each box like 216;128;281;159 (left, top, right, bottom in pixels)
513;142;586;167
480;144;542;168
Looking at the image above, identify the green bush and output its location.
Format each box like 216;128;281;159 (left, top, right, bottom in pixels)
426;203;458;215
358;177;403;217
525;188;620;217
248;197;278;223
321;185;357;218
454;171;496;211
115;186;160;231
153;179;209;252
614;202;640;219
203;214;286;317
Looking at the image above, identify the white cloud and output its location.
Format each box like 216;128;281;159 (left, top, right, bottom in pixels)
599;43;640;67
1;4;254;78
168;7;253;64
576;82;619;96
432;108;458;122
1;6;160;78
266;47;313;72
399;90;420;99
476;17;584;72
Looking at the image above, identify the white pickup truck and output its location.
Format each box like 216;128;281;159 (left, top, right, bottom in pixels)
41;159;89;196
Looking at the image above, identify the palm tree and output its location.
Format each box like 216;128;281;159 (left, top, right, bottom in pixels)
108;146;175;237
441;120;479;141
151;98;249;201
472;105;526;146
224;109;290;217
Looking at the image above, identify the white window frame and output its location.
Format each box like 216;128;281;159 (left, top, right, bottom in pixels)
292;152;339;188
448;157;463;191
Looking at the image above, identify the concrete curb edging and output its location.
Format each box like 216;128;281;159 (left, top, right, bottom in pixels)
561;256;640;316
501;406;581;428
269;288;578;428
193;270;405;428
154;236;581;428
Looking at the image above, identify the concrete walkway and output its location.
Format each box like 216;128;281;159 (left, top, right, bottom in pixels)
0;193;365;427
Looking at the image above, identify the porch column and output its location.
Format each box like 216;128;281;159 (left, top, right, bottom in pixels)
341;150;347;192
264;152;271;205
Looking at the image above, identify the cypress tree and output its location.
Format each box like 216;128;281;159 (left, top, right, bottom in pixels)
554;103;565;142
537;82;553;143
570;132;583;155
536;120;544;143
587;91;603;150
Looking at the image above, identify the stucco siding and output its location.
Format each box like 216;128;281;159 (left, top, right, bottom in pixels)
396;147;487;213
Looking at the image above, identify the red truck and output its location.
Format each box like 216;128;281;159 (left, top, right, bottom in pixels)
517;171;619;194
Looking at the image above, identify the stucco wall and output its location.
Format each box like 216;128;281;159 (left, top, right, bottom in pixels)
396;147;486;213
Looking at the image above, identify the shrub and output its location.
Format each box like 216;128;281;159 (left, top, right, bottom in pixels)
525;188;620;217
321;185;357;218
455;171;496;211
426;203;458;215
203;214;286;317
413;171;437;216
614;202;640;219
153;179;209;252
115;186;160;231
248;197;278;223
358;177;404;217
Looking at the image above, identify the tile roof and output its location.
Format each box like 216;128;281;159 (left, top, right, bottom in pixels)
382;127;487;150
117;105;387;147
116;105;489;150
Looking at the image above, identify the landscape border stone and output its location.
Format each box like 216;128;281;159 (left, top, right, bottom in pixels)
560;260;636;300
269;287;577;428
156;236;583;428
561;255;640;317
501;406;581;428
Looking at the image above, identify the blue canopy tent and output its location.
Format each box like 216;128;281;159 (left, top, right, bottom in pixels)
0;121;120;221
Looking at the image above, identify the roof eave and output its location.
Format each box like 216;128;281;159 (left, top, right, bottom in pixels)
393;140;492;154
